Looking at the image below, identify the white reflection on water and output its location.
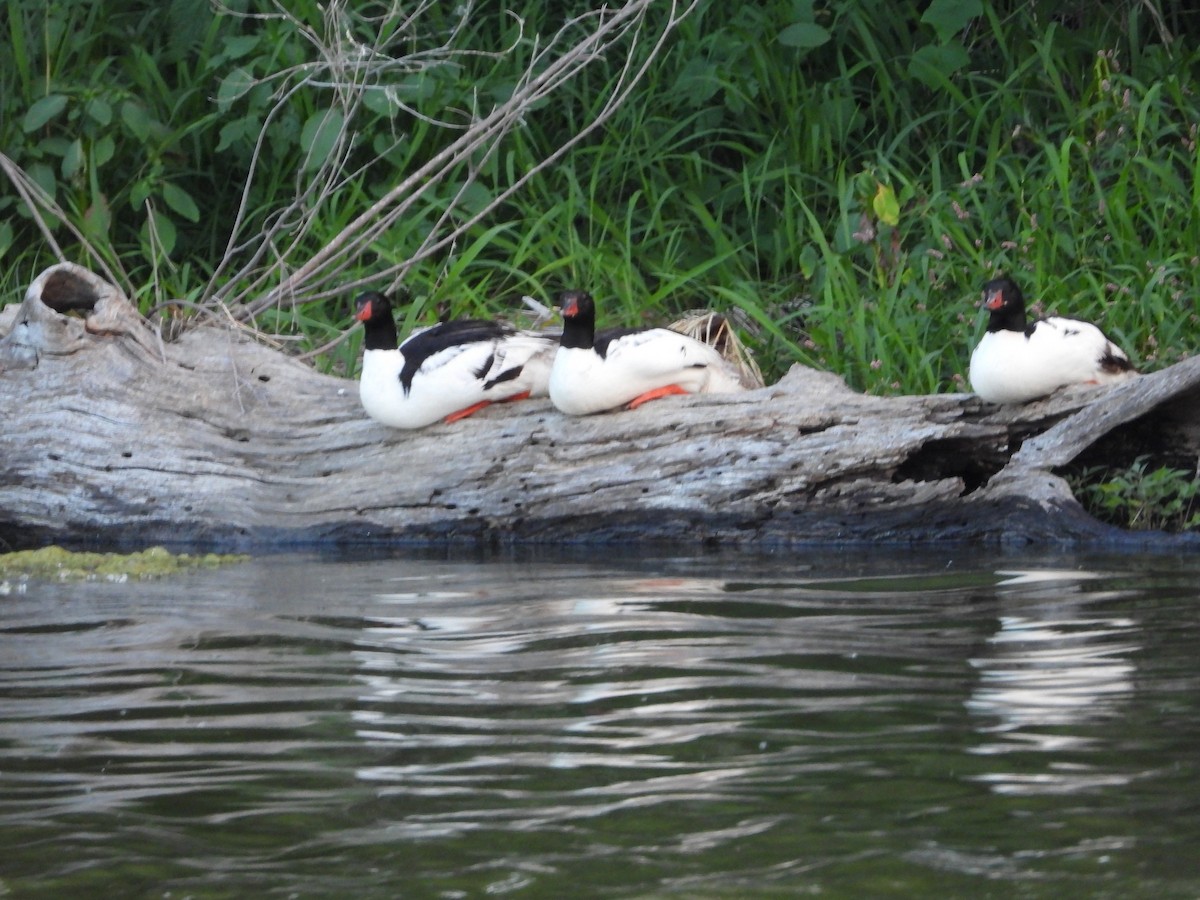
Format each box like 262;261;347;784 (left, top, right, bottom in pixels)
344;574;847;842
966;569;1140;795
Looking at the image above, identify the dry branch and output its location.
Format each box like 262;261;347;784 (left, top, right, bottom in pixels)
205;0;699;315
3;264;1199;551
0;2;699;325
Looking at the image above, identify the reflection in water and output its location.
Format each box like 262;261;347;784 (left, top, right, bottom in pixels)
0;555;1197;898
348;578;796;842
966;569;1140;795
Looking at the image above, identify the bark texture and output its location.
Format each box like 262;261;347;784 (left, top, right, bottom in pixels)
2;263;1199;550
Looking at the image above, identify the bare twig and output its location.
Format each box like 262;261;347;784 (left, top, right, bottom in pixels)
203;0;698;321
0;151;129;294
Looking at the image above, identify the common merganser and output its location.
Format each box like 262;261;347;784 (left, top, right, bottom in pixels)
968;275;1137;404
355;291;556;428
548;290;747;416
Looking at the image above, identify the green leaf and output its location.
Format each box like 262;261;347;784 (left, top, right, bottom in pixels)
161;182;200;222
130;180;153;208
143;210;177;256
92;134;116;168
300;109;345;171
907;42;970;88
61;139;84;179
85;97;113;127
458;181;493;215
217;66;255;111
220;34;261;61
778;22;831;50
216;116;256;152
28;162;56;198
121;101;152;142
673;58;721;105
362;88;396;117
37;136;71;158
24;94;69;132
873;183;900;227
83;193;112;241
920;0;983;43
274;111;301;148
396;73;436;102
798;244;819;279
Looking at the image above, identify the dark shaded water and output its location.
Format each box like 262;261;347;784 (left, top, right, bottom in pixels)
2;548;1199;898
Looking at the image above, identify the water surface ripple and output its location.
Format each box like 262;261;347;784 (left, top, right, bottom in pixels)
2;551;1199;897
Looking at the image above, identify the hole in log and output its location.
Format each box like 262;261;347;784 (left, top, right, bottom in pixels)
121;451;132;458
1061;408;1198;473
39;270;100;314
798;423;833;436
892;437;1007;495
258;374;270;383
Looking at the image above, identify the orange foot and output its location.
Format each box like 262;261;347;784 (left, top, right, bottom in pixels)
626;384;688;410
443;390;533;423
444;401;493;423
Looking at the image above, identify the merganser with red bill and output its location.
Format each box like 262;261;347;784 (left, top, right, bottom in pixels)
968;275;1137;404
548;289;746;416
354;291;556;428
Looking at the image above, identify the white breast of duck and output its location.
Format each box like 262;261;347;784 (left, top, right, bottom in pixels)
548;290;745;416
968;276;1137;404
355;291;556;429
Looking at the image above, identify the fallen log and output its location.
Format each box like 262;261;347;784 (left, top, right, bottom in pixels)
2;263;1198;550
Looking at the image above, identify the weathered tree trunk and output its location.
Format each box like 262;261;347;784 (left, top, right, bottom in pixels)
2;263;1198;550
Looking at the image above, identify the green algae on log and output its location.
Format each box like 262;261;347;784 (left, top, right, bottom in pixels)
0;546;249;586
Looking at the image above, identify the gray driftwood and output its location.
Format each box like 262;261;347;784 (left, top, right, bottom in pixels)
2;263;1198;550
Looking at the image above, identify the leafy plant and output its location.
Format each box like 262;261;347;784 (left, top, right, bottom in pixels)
1070;456;1200;532
2;0;1199;392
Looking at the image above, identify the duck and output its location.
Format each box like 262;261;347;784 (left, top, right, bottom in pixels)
968;275;1137;404
354;291;556;429
548;290;747;416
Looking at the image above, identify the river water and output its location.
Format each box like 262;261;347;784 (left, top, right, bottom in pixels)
2;547;1198;898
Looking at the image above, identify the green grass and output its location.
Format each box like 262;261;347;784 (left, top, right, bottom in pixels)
3;0;1199;388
